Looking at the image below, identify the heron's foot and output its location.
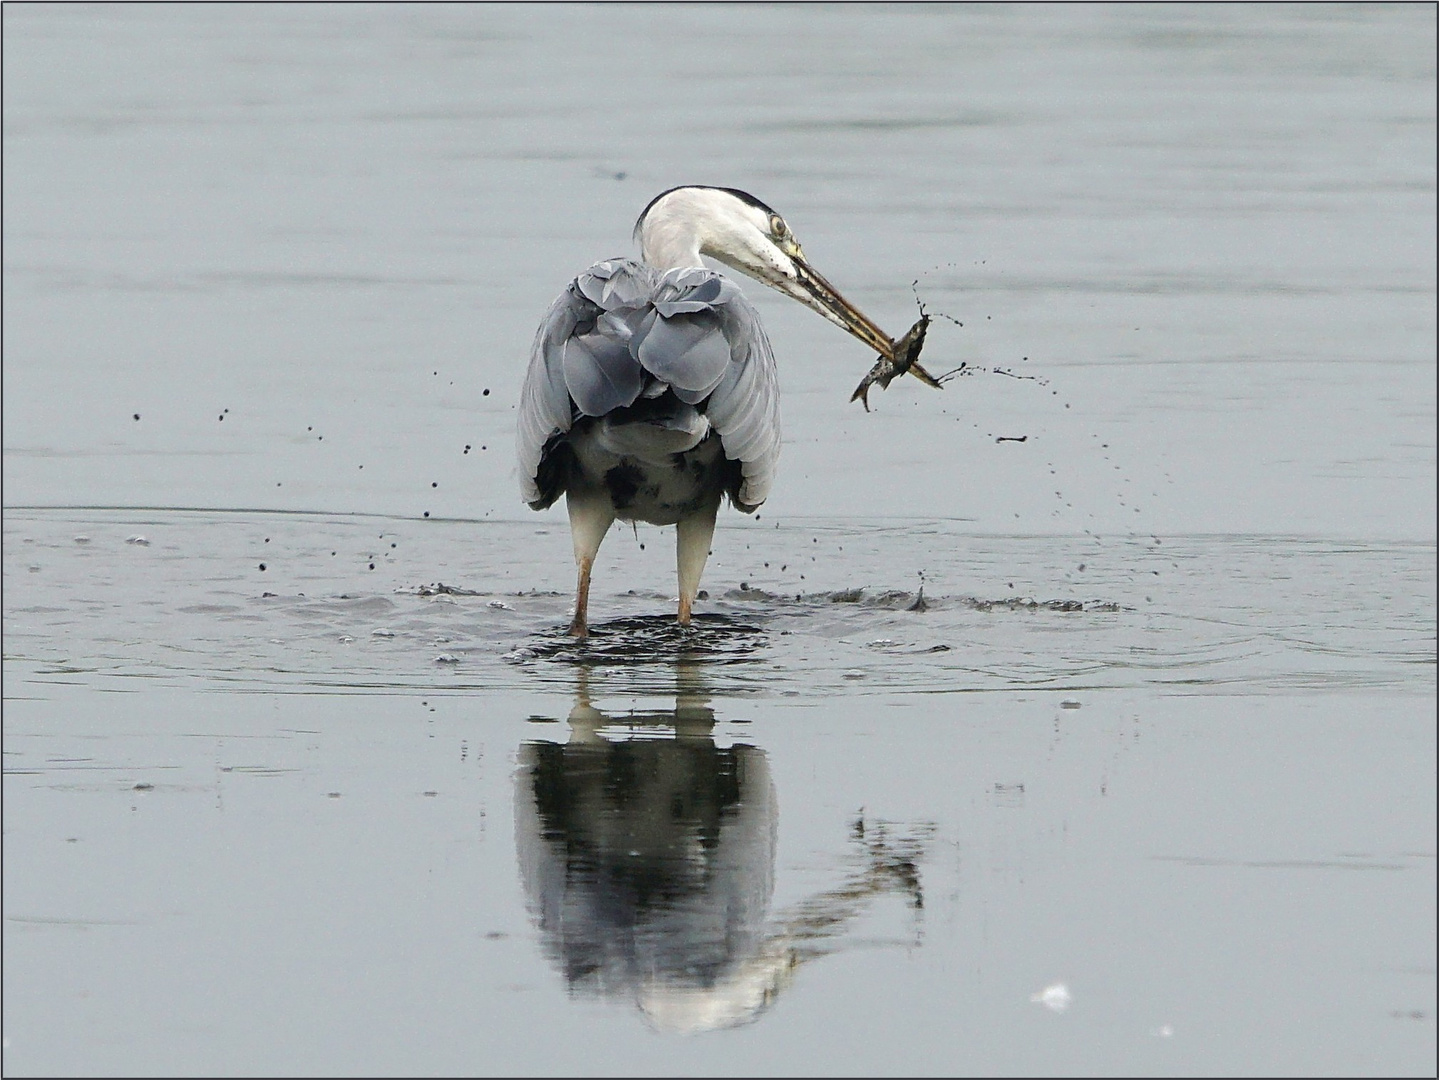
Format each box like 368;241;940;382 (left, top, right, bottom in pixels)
567;616;589;638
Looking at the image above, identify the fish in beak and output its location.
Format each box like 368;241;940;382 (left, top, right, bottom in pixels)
850;310;939;411
774;246;944;404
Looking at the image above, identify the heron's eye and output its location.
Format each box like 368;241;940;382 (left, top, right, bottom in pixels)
770;216;788;239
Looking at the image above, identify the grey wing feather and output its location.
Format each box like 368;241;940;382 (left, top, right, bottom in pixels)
706;293;781;509
633;311;731;403
563;327;643;417
516;286;593;507
518;259;660;506
517;259;781;512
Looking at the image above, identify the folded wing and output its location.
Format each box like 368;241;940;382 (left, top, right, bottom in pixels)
517;260;781;512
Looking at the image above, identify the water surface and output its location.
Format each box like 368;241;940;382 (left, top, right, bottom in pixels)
3;4;1435;1076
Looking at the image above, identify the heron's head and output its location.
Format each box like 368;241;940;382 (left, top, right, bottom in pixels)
634;186;894;358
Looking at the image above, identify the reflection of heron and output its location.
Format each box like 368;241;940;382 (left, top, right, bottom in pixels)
517;186;897;635
514;665;931;1033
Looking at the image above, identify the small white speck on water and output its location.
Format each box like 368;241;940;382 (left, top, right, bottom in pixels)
1031;983;1072;1013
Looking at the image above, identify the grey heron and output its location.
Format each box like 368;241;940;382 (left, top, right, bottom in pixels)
517;185;895;636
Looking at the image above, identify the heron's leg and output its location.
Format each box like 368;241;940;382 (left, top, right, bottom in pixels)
675;497;720;626
566;491;615;637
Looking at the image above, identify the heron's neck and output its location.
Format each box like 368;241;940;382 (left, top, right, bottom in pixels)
639;218;706;270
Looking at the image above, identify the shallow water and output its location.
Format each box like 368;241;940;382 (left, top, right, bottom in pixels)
3;4;1436;1076
3;510;1434;699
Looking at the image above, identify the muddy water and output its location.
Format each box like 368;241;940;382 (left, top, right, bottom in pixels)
3;4;1435;1076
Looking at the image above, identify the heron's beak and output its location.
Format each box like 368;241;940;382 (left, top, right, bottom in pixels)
782;252;895;359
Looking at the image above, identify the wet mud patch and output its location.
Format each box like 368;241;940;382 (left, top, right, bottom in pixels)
399;582;484;597
724;585;1125;614
731;585;929;608
506;613;767;667
957;596;1126;613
